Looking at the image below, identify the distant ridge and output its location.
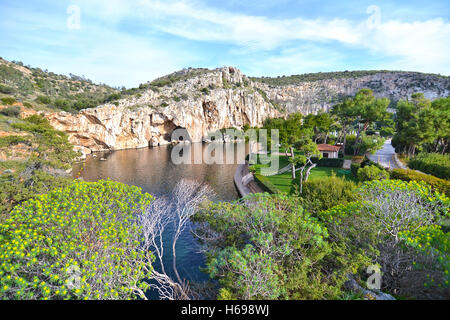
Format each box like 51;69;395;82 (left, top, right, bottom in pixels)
1;58;449;116
250;70;449;86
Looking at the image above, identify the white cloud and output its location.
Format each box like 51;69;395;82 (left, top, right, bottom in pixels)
76;0;450;74
1;10;189;87
3;0;448;88
70;37;186;88
365;18;450;74
235;45;346;78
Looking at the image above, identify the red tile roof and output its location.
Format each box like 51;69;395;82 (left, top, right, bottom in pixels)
317;144;341;152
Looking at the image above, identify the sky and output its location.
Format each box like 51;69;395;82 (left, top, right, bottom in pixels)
0;0;449;88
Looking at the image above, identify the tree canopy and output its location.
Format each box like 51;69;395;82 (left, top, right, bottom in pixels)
393;94;450;156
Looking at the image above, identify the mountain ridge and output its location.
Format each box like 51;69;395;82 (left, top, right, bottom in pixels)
1;58;449;157
1;57;449;113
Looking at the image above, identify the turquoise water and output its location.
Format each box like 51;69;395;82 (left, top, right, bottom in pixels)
72;143;242;290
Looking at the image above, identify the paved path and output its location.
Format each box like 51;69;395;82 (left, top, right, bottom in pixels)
343;159;352;169
367;139;403;169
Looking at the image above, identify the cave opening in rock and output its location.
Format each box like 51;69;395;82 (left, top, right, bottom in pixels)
148;124;192;148
171;126;192;143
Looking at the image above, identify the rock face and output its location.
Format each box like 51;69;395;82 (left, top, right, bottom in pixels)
47;67;279;154
344;278;396;300
255;72;450;114
45;66;450;155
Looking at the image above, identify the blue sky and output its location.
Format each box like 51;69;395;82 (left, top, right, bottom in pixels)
0;0;449;88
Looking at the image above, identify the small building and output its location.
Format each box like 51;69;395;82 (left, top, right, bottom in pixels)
317;144;341;159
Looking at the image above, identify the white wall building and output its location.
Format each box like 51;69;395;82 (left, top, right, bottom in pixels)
317;144;341;159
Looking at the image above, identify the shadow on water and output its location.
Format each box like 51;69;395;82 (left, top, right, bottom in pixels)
72;143;247;298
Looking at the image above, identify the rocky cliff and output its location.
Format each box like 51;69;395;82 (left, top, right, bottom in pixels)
3;58;448;158
43;67;449;156
46;67;279;156
253;72;450;114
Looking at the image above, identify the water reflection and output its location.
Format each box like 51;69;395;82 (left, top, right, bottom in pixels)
72;143;245;284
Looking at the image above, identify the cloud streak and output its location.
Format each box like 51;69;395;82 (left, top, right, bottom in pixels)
1;0;448;88
76;0;450;75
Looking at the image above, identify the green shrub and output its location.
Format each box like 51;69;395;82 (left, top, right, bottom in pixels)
0;115;79;219
194;193;369;300
54;99;72;111
311;157;344;168
10;115;78;170
0;84;15;94
357;165;389;181
300;175;358;214
408;153;450;180
319;180;449;299
254;174;282;194
390;169;450;196
35;96;51;105
151;78;172;87
0;135;29;147
0;106;21;117
0;64;34;95
200;87;210;95
22;102;33;109
0;180;154;300
351;163;361;177
398;224;449;271
222;77;232;89
1;97;16;105
361;156;386;171
0;171;72;221
104;92;122;102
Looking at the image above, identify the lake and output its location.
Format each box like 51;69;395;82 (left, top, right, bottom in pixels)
72;143;245;293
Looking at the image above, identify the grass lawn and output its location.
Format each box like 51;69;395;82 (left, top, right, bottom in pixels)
261;167;355;194
250;154;291;175
264;172;294;193
309;167;355;181
250;153;356;194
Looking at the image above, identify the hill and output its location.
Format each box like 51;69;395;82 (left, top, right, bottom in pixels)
1;58;449;155
1;58;449;115
250;70;449;86
0;58;118;112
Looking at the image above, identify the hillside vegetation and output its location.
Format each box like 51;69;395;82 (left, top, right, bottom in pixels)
2;58;449;117
0;58;118;112
0;59;449;300
250;70;449;86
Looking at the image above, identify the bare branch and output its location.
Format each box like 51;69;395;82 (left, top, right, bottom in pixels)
138;179;215;300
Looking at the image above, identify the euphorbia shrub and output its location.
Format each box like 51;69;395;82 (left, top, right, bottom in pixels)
194;193;370;300
356;165;389;182
319;180;449;299
300;175;358;215
0;180;154;300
